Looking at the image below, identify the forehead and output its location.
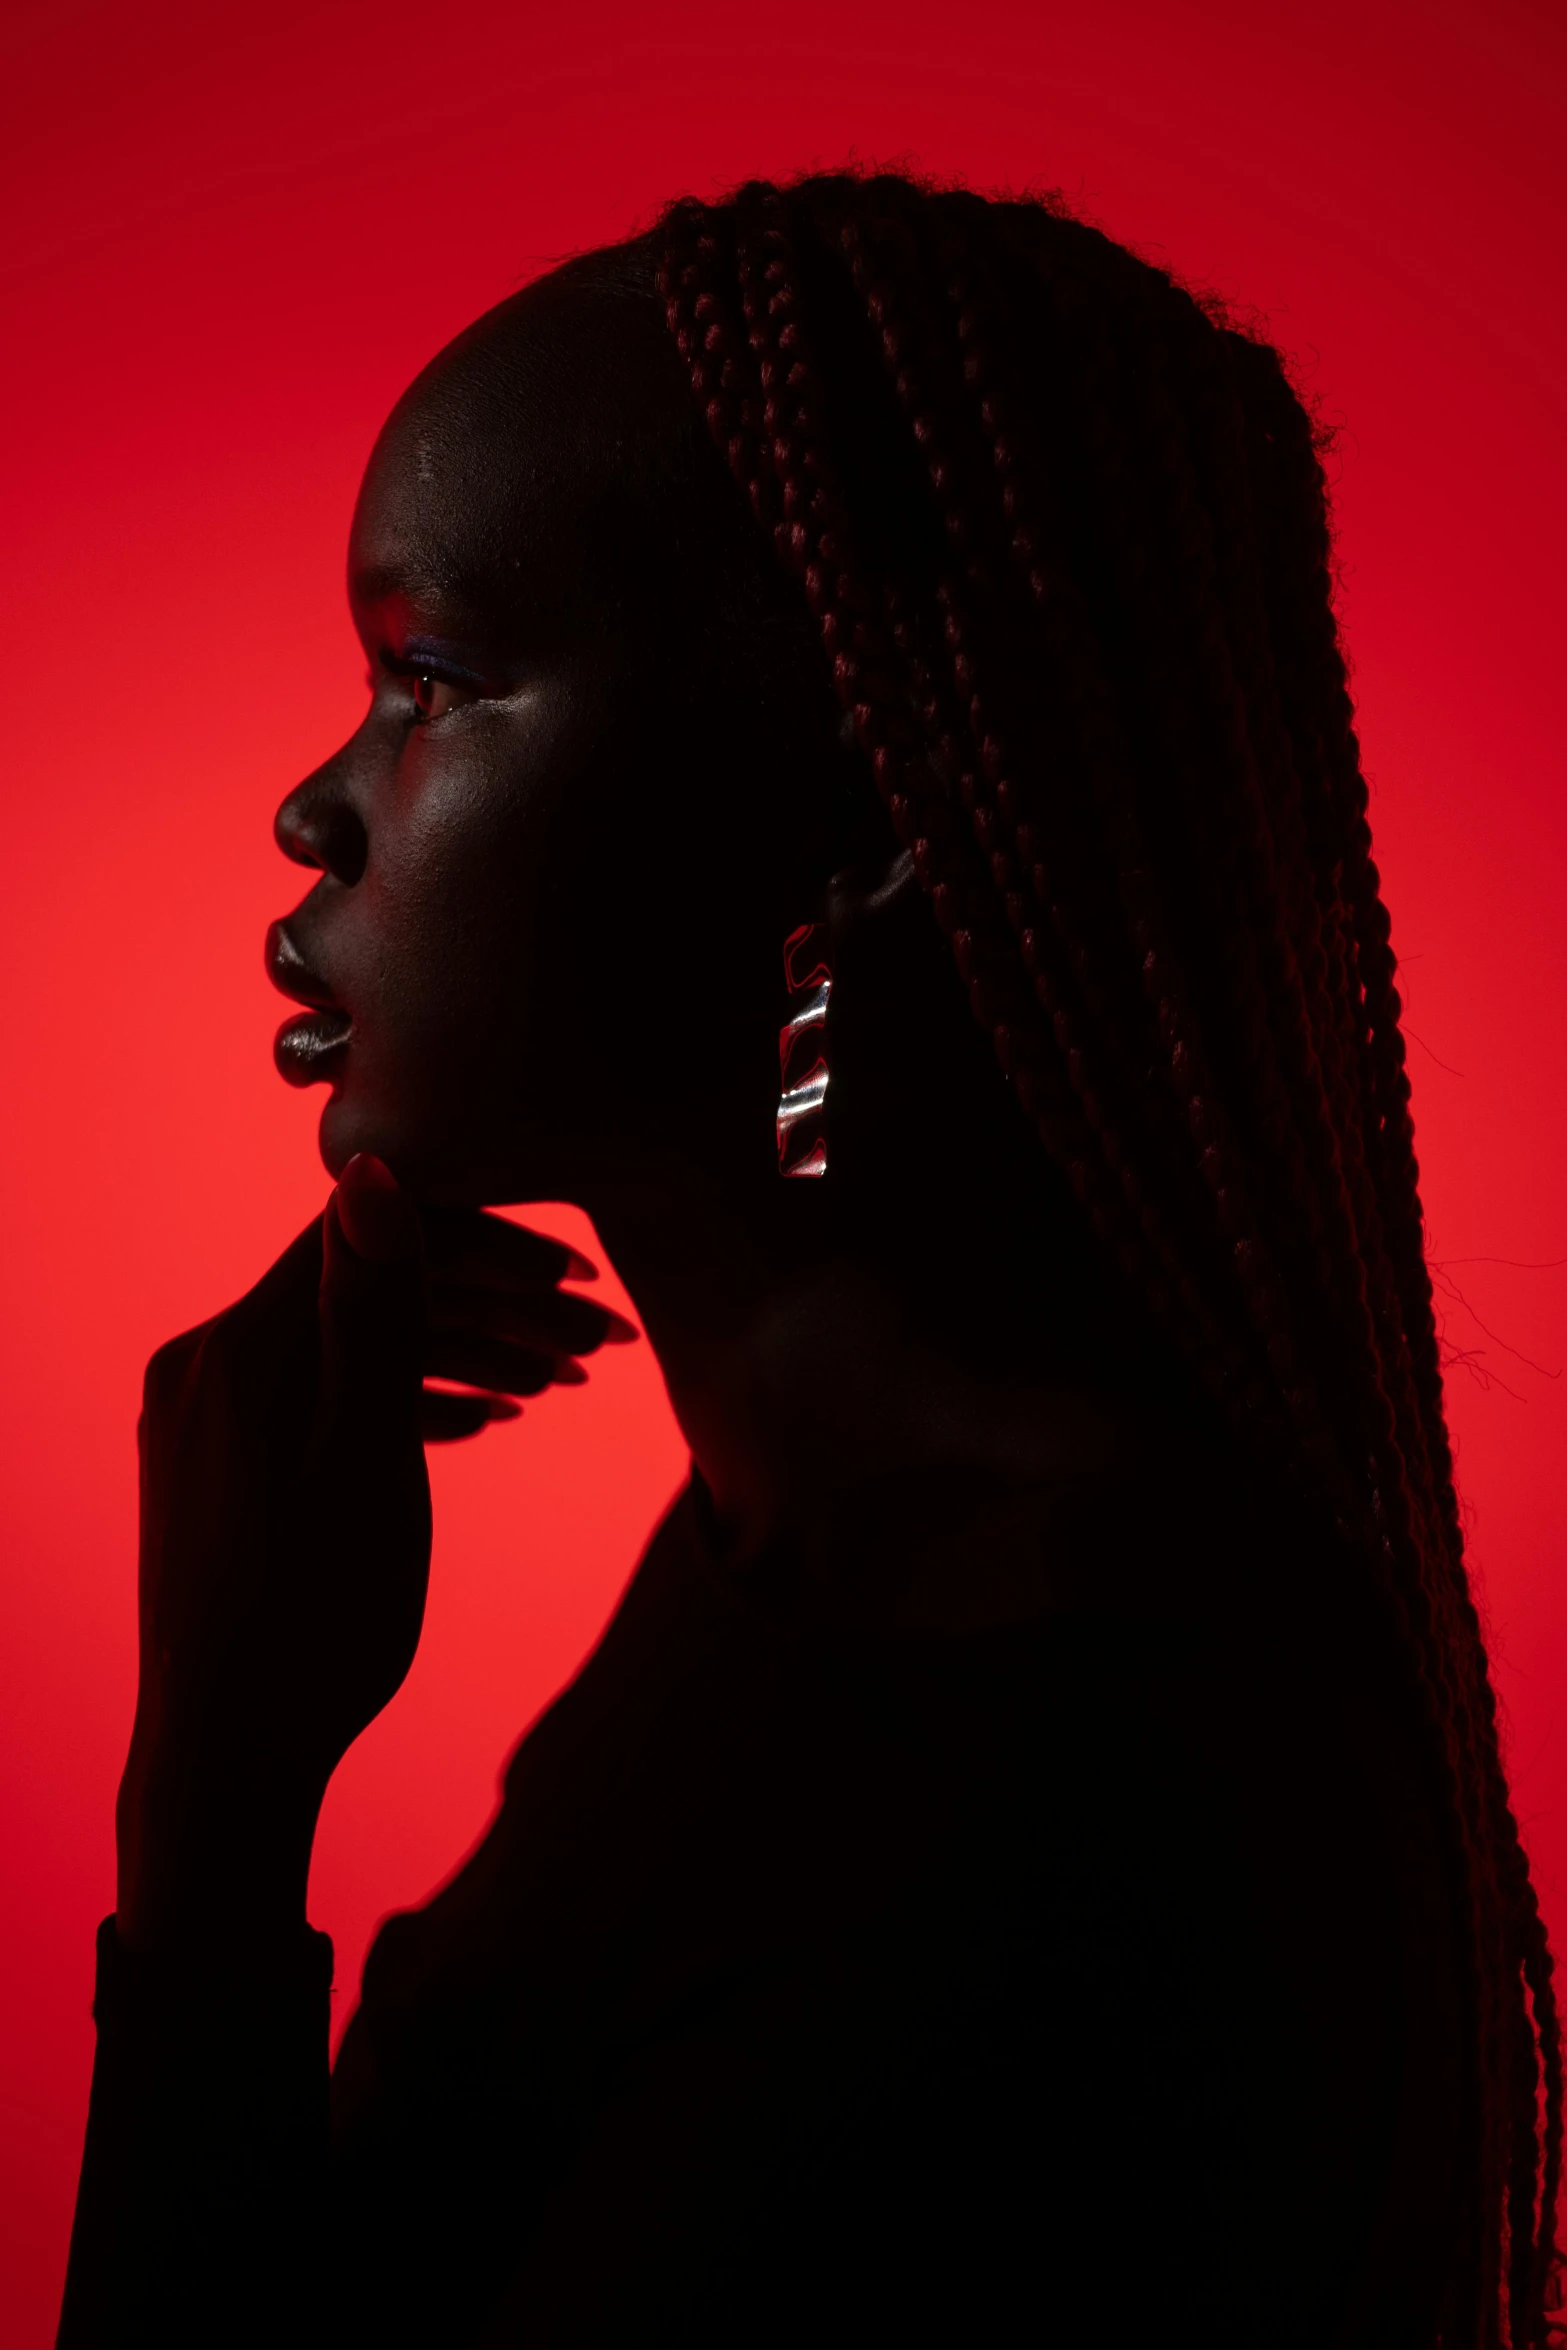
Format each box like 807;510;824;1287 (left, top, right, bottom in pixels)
348;264;695;631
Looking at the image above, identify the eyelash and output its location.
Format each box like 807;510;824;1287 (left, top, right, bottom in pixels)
374;655;483;723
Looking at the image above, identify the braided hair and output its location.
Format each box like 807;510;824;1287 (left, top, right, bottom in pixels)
645;169;1557;2346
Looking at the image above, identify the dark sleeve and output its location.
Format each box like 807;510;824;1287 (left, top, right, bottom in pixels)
56;1915;335;2349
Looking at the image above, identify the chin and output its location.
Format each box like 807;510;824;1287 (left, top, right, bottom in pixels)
317;1094;379;1182
315;1086;528;1207
315;1088;432;1188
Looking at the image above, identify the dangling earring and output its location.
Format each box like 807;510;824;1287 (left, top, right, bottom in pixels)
777;922;831;1178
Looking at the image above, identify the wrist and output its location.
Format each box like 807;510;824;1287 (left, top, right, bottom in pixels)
116;1722;326;1955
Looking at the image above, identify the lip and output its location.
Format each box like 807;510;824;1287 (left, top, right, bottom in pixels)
274;1006;352;1087
266;918;352;1087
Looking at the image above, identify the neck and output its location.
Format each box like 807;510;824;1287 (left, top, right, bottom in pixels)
584;1139;1153;1590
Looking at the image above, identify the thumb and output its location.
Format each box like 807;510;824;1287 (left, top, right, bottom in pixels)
317;1154;426;1446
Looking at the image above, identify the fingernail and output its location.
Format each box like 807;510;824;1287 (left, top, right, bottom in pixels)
562;1247;599;1282
336;1153;420;1264
553;1358;589;1385
487;1397;523;1421
601;1309;640;1345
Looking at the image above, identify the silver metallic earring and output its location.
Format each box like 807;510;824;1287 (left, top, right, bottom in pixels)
777;921;831;1178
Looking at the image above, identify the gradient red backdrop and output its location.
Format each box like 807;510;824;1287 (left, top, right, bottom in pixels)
3;1;1563;2336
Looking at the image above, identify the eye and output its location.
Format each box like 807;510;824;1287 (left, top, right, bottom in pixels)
411;671;474;722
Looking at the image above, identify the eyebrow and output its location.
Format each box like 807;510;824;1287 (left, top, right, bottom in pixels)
351;560;499;647
387;636;488;680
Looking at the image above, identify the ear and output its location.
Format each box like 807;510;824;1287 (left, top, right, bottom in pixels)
822;845;923;958
818;839;969;1074
820;825;989;1066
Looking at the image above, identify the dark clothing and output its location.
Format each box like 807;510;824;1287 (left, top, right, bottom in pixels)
60;1473;1464;2345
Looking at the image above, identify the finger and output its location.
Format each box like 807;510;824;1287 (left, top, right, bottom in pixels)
425;1332;587;1397
421;1207;598;1294
426;1283;637;1357
420;1386;520;1444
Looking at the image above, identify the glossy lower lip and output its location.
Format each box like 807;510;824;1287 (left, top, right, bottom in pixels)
274;1008;352;1087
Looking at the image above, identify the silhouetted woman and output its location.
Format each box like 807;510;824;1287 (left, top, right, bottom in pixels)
57;175;1559;2347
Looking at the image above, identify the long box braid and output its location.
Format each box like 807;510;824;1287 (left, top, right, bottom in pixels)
655;170;1559;2347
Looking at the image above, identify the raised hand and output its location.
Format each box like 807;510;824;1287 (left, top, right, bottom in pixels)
418;1201;636;1443
116;1155;632;1951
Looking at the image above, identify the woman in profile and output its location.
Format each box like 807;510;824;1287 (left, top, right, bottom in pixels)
57;174;1559;2347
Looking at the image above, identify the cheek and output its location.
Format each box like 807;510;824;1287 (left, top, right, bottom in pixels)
323;721;645;1169
372;762;582;1077
316;697;777;1188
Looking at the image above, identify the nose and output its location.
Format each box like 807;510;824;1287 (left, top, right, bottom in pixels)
274;757;369;885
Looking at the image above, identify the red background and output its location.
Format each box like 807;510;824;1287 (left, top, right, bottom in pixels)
2;1;1563;2335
